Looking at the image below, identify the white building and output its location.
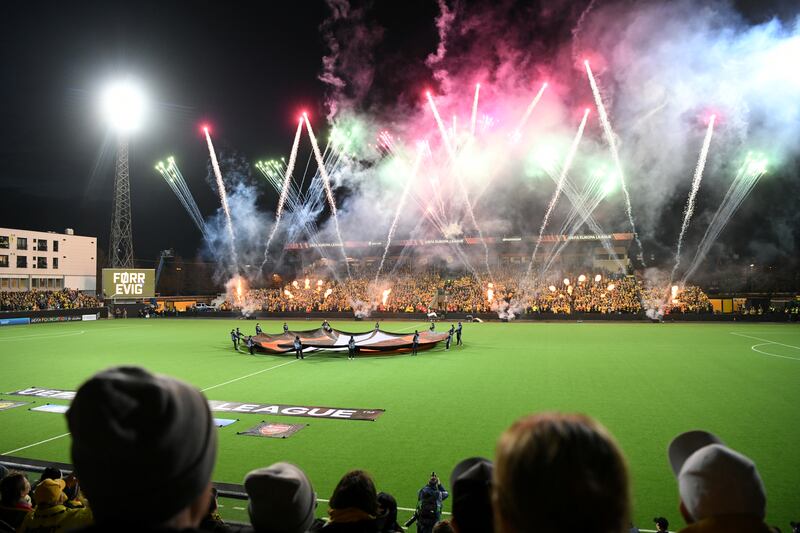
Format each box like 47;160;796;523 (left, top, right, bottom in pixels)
0;227;97;293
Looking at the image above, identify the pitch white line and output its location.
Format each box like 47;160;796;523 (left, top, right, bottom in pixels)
0;331;86;342
750;343;800;361
730;332;800;362
200;359;301;393
1;432;71;455
730;332;800;350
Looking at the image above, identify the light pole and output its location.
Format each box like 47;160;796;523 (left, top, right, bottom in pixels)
101;80;146;268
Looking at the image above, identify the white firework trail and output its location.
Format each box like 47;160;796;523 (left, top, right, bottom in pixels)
470;83;480;137
670;115;716;282
585;60;645;264
203;128;238;269
302;113;351;278
374;149;424;284
526;108;590;278
261;118;305;268
427;91;493;280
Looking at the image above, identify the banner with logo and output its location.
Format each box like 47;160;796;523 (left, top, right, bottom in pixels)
208;400;384;421
0;400;29;412
238;421;307;439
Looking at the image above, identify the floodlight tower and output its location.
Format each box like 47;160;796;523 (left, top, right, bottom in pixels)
101;80;146;268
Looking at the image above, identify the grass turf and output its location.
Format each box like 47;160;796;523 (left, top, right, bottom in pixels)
0;318;798;528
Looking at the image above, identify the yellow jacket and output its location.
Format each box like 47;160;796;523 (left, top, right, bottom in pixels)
18;503;93;533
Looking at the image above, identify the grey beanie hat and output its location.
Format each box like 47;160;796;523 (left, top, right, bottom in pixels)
244;462;316;533
67;366;217;524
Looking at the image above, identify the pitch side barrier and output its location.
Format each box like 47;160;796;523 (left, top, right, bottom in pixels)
177;309;796;323
0;454;668;532
0;307;108;325
0;455;250;528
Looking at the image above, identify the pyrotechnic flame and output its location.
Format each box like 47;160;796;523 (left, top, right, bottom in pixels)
563;278;570;286
594;274;602;282
549;285;556;292
304;278;310;290
324;288;333;299
607;283;616;291
487;285;494;302
284;289;294;299
578;274;586;283
292;280;299;288
381;288;392;306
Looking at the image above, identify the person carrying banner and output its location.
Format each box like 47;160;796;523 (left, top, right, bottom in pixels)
293;336;304;360
230;329;239;351
246;336;255;355
255;323;263;335
348;336;356;360
283;322;289;334
456;322;463;346
412;331;420;356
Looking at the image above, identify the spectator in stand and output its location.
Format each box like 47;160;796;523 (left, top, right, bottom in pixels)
668;430;771;533
0;472;33;531
18;477;92;533
449;458;493;533
66;366;218;531
376;492;403;533
313;469;380;532
30;465;62;506
432;522;455;533
198;488;228;533
654;517;669;532
492;412;630;533
244;462;317;533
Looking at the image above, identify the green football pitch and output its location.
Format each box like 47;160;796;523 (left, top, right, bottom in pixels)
1;319;798;528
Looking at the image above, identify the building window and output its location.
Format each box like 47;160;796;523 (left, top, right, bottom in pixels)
0;236;8;249
53;240;59;252
0;255;7;268
17;237;27;250
53;257;59;269
19;278;28;290
0;278;7;289
16;256;27;268
37;239;48;251
37;257;47;269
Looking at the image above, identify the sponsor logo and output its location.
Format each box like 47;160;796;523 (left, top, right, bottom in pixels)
30;316;82;324
238;421;307;439
11;387;76;400
0;400;29;412
10;388;385;421
208;400;384;421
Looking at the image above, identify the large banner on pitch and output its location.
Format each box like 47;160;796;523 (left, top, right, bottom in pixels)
102;269;155;299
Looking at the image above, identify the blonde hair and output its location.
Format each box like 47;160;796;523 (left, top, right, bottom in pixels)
493;412;630;533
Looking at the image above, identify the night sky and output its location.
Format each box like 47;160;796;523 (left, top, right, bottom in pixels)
0;0;795;265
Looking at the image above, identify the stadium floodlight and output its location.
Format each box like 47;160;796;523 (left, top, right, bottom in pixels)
101;80;147;133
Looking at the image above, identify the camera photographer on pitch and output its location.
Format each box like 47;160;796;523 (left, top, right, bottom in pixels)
405;472;449;533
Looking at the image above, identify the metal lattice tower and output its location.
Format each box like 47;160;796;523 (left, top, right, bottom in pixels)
109;137;134;268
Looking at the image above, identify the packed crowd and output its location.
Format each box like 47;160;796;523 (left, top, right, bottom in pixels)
0;290;100;312
0;366;791;533
221;268;711;316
